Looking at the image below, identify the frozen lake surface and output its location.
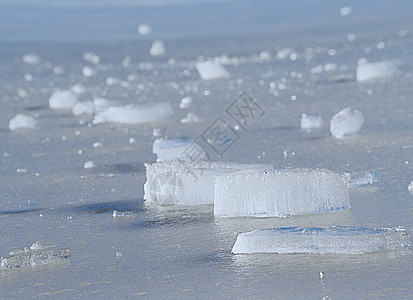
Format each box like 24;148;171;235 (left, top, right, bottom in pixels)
1;0;413;298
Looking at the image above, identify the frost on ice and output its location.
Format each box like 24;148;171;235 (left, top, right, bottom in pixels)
150;40;165;56
152;138;206;162
330;108;364;138
144;161;272;206
1;241;71;270
356;59;399;82
300;113;323;130
9;114;38;130
196;61;230;80
214;168;350;217
231;227;410;254
49;90;78;109
93;102;173;125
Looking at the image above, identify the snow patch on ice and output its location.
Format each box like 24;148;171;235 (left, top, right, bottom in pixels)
9;114;38;130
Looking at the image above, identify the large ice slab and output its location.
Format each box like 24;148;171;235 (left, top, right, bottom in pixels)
232;226;410;254
356;59;398;82
214;168;350;217
330;108;364;138
196;61;230;80
144;161;272;206
1;241;71;269
93;102;173;125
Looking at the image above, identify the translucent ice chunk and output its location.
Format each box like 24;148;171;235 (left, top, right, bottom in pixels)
138;24;152;35
144;161;272;206
1;242;71;269
22;53;41;65
330;108;364;138
349;171;378;186
153;138;207;162
49;90;78;109
9;114;38;130
232;226;410;254
196;61;230;80
179;96;192;109
356;59;398;82
214;168;350;217
150;40;165;56
300;113;323;129
93;102;173;125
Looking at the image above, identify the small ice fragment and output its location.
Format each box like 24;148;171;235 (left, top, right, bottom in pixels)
300;113;323;129
72;101;94;116
93;98;111;112
179;96;192;109
153;138;206;162
116;252;123;257
22;53;41;65
150;40;165;56
83;52;100;64
231;227;410;254
93;142;103;148
138;24;152;35
340;6;353;16
259;51;271;60
330;108;364;139
122;56;132;67
144;161;272;206
16;168;28;173
276;48;292;60
180;112;202;124
82;66;95;77
24;73;33;82
356;59;399;82
1;243;71;270
196;61;230;80
129;137;136;144
112;210;132;217
408;181;413;192
93;102;173;125
215;168;350;217
319;272;324;279
106;77;120;86
49;90;78;109
9;114;38;130
84;161;96;169
349;172;378;186
152;128;165;138
347;33;355;42
17;88;28;98
71;84;85;94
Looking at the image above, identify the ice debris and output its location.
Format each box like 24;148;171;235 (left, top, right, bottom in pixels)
138;24;152;35
339;6;353;17
330;108;364;138
349;172;378;186
83;52;100;64
49;90;78;109
214;168;350;217
180;112;202;124
356;59;398;82
84;161;96;169
22;53;41;65
179;96;192;109
232;226;410;254
196;61;230;80
72;101;95;116
150;40;165;56
144;161;272;206
1;241;71;269
408;181;413;192
300;113;323;130
153;138;206;162
9;114;38;130
112;210;133;217
93;102;173;125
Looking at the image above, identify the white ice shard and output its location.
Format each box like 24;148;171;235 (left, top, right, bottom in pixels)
232;226;410;254
356;59;398;82
72;101;95;116
49;90;78;109
22;53;41;65
349;171;378;186
196;61;230;80
214;168;350;217
153;138;206;162
138;24;152;35
150;40;165;56
1;242;71;269
179;96;192;109
408;181;413;192
330;108;364;138
144;161;272;206
300;113;323;129
9;114;38;130
93;102;173;125
83;160;96;169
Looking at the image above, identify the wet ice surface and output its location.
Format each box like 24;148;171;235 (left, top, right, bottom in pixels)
1;1;413;298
